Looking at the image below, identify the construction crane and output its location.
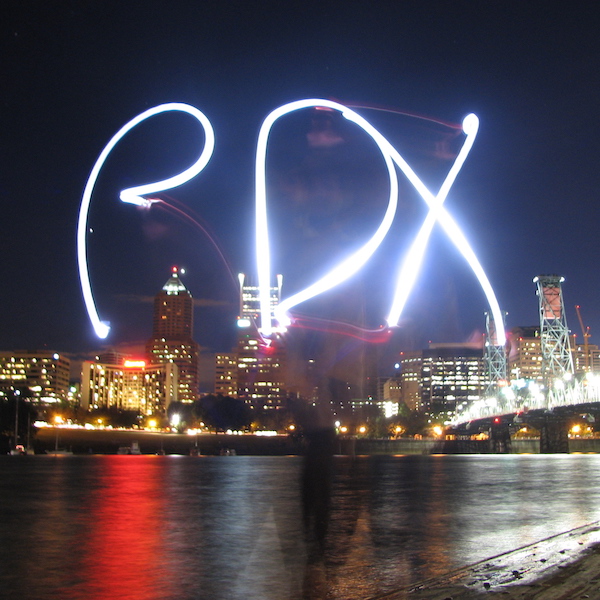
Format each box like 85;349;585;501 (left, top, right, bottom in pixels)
575;305;591;372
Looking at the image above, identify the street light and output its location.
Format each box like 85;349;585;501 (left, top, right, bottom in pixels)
171;413;181;429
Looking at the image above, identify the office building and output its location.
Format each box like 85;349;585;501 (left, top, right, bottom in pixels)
421;343;484;420
507;326;543;383
0;350;70;404
223;273;286;408
146;267;200;403
397;344;484;419
214;352;238;396
80;359;178;414
397;351;423;412
572;340;600;374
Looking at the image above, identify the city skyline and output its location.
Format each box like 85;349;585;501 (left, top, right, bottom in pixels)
3;2;600;380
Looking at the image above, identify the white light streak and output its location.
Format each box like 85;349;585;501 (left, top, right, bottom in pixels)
256;100;505;346
383;112;506;345
77;103;214;338
255;99;399;336
78;98;504;349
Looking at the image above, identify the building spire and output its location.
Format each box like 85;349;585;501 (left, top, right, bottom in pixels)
162;266;189;295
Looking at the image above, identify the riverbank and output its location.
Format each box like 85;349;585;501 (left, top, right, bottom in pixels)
375;521;600;599
34;427;302;455
32;428;600;455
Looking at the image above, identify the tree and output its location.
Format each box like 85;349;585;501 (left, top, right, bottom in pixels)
197;394;252;431
88;407;140;428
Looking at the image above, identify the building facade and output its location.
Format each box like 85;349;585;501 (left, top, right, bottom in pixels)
572;341;600;374
507;326;543;383
214;273;286;408
0;350;70;404
397;351;423;412
421;344;484;420
396;344;484;419
214;352;238;397
146;268;200;403
80;359;178;414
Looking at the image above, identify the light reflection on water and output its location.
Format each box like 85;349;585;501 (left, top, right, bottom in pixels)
2;454;600;599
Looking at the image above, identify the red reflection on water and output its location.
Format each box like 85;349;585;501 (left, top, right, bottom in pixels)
60;457;172;600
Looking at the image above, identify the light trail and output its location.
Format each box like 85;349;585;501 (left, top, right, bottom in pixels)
382;113;506;345
78;99;504;348
77;103;214;338
290;315;393;343
343;100;463;129
257;100;505;346
154;195;238;289
255;99;400;337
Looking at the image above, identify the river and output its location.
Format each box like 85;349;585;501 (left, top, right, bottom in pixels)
2;454;600;599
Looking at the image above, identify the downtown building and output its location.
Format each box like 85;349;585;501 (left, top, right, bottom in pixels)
380;377;401;418
508;326;600;380
214;274;286;409
397;351;423;412
215;352;237;397
507;326;543;383
146;268;200;403
397;344;484;420
80;359;178;414
0;350;70;405
572;342;600;374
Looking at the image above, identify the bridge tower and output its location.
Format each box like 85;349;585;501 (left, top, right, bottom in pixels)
484;310;507;396
534;275;574;384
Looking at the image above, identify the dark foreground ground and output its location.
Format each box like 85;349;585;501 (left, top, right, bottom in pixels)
373;522;600;599
400;545;600;599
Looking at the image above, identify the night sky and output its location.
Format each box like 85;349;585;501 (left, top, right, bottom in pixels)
3;2;600;384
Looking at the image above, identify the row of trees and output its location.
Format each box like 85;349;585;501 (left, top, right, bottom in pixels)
165;395;430;437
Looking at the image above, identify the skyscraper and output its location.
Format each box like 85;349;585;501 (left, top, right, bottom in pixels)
146;267;200;403
231;273;286;408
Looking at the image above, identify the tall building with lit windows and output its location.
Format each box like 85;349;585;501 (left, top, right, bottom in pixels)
421;343;484;419
573;342;600;373
0;350;70;405
215;353;238;396
226;273;286;408
146;268;200;403
397;351;423;411
398;344;484;419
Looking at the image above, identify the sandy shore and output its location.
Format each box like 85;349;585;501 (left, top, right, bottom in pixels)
373;522;600;599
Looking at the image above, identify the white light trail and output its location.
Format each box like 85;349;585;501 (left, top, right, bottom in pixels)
77;103;214;338
257;101;505;345
255;99;399;337
384;114;505;345
77;98;504;348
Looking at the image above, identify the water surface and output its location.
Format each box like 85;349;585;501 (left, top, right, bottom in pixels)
2;454;600;599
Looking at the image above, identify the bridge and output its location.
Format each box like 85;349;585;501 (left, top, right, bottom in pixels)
446;274;599;452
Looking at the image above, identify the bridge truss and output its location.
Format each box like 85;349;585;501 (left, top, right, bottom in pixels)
452;275;590;425
483;310;507;396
